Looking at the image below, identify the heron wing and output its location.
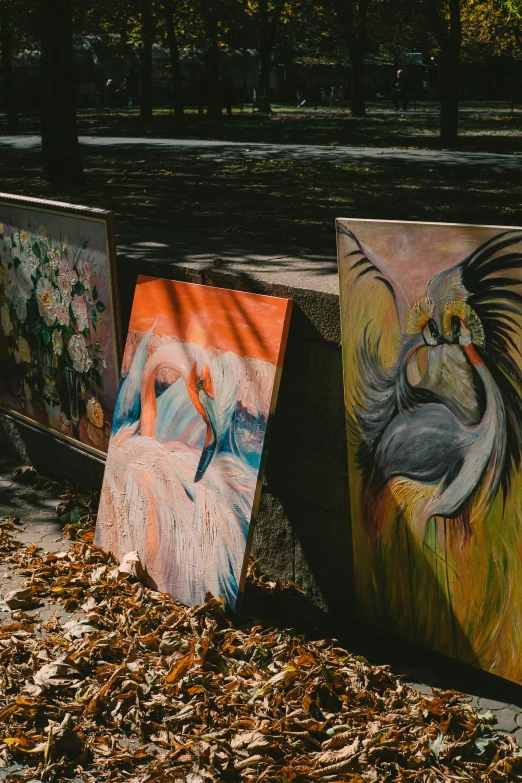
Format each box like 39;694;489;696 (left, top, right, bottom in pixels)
337;221;411;472
428;230;522;499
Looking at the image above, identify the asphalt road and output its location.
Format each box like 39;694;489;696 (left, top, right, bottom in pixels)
1;134;521;173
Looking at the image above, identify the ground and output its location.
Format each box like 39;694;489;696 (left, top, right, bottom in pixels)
1;138;521;255
1;453;522;782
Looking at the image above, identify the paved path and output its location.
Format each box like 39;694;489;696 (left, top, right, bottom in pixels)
1;134;521;173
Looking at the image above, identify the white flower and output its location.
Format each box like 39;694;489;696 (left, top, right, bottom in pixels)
23;380;32;400
67;333;92;373
56;273;72;303
24;248;39;274
86;397;104;428
3;261;32;322
36;277;59;327
47;246;60;269
1;303;13;336
19;231;30;249
55;302;70;327
17;336;31;363
2;267;17;301
52;330;63;355
14;350;21;363
72;294;88;333
0;236;14;270
16;260;33;298
12;290;28;322
58;257;77;286
77;260;92;287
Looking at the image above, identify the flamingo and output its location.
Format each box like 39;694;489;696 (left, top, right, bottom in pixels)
95;332;269;609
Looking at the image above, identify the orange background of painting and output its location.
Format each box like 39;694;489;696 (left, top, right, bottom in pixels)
129;276;292;366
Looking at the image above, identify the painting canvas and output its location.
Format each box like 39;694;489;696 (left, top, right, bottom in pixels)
0;194;121;456
95;276;292;610
337;217;522;684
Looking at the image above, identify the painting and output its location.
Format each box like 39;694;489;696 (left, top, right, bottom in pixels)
95;276;292;610
0;193;121;456
337;217;522;684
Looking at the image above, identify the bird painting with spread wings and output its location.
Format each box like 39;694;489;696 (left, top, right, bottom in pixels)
95;277;292;611
337;219;522;684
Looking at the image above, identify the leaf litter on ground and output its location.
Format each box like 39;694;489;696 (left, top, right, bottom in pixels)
0;479;520;782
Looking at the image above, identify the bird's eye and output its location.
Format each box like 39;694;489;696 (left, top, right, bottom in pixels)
422;318;439;346
451;315;461;339
197;378;205;390
428;319;439;338
442;300;485;346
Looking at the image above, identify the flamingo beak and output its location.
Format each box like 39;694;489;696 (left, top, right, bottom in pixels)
194;396;218;483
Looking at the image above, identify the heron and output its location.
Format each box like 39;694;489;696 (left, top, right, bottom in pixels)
95;332;268;609
339;225;522;543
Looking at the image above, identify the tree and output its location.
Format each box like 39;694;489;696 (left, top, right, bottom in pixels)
333;0;370;117
140;0;154;117
0;11;19;134
164;0;185;122
199;0;221;119
40;0;83;184
425;0;461;146
255;0;286;111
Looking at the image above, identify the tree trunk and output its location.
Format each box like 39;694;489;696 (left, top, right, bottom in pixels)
334;0;368;118
349;44;365;118
425;0;461;146
140;0;154;118
165;0;184;123
40;0;83;185
258;39;272;112
257;0;284;113
0;23;19;135
202;1;221;120
439;51;459;146
439;0;461;146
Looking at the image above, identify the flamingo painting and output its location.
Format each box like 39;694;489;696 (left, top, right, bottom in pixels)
95;276;292;610
338;219;522;684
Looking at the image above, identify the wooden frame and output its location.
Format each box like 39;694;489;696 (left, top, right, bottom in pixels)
0;193;122;459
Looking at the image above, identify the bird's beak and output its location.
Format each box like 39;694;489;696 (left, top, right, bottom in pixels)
194;395;218;483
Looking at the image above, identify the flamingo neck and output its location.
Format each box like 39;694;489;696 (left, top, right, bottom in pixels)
139;346;194;438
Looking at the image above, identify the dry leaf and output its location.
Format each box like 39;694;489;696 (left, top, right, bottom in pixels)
165;649;194;684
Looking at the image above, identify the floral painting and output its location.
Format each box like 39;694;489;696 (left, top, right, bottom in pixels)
338;217;522;684
0;195;120;455
95;277;292;609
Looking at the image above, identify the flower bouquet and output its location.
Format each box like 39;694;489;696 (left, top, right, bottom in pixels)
0;222;110;446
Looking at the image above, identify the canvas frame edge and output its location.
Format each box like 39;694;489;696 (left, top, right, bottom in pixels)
234;295;294;614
